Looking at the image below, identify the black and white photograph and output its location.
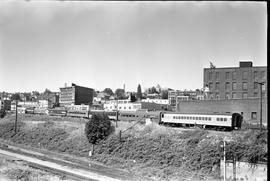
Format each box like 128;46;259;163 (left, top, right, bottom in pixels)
0;1;267;181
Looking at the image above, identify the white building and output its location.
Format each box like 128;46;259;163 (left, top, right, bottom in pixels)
103;99;142;111
141;98;169;105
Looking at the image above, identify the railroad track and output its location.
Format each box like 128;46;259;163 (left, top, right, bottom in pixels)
0;141;134;181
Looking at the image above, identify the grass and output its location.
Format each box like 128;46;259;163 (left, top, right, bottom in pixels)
0;114;267;180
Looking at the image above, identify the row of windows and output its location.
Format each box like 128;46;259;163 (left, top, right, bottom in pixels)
172;116;212;121
120;114;139;118
208;71;266;81
209;92;266;99
208;82;266;91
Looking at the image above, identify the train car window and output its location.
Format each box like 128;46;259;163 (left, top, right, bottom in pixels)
208;117;211;121
221;118;223;121
187;117;189;120
224;118;227;121
217;118;219;121
198;117;201;120
196;117;198;120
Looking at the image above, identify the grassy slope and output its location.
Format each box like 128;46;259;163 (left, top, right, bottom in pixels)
0;114;267;181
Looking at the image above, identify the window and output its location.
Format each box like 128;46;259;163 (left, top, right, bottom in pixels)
225;93;230;99
226;72;230;80
209;72;213;80
242;92;248;99
208;117;211;121
216;72;220;80
215;82;220;90
242;82;248;90
254;71;258;79
216;93;220;99
225;82;230;90
232;72;237;80
262;84;266;91
232;92;237;99
217;118;219;121
242;71;247;80
254;92;258;97
224;118;227;121
209;82;213;90
254;82;258;89
251;112;257;119
209;93;214;99
261;71;266;79
221;118;223;121
232;82;237;90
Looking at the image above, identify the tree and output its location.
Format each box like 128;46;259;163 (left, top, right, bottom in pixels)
136;84;142;100
130;93;137;102
148;86;158;94
161;89;168;99
115;89;126;99
85;114;111;155
11;93;21;101
44;89;52;95
103;88;114;96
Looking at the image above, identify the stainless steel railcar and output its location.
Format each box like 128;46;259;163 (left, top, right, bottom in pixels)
159;112;242;130
48;108;67;117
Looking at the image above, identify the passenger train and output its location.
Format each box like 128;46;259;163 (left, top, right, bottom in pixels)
25;107;243;131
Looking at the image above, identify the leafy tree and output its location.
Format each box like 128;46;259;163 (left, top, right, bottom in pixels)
103;88;114;96
11;93;21;101
136;84;142;100
161;89;168;99
85;114;111;155
44;89;52;95
130;93;137;102
115;89;126;99
148;86;158;94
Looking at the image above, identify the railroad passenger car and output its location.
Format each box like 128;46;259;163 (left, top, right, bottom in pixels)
48;107;67;117
159;112;242;130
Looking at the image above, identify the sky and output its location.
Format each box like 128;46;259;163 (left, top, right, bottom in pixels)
0;1;267;93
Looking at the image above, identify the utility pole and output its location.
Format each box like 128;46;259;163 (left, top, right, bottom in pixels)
255;82;264;132
223;140;226;181
14;100;18;134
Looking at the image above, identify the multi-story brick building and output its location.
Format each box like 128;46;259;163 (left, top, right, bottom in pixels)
59;83;94;106
204;61;267;100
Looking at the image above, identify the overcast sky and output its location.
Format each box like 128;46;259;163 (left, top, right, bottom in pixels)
0;1;267;93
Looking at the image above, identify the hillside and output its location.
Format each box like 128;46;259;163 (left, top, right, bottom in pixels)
0;114;267;181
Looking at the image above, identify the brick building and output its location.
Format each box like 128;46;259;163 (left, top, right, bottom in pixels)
204;61;267;100
177;98;267;126
59;83;94;106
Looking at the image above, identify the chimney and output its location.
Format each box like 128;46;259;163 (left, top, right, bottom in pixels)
239;61;253;68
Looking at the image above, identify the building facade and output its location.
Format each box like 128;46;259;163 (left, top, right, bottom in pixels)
59;83;94;106
168;90;203;108
204;61;267;100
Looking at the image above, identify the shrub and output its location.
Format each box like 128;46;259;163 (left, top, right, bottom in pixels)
85;114;112;145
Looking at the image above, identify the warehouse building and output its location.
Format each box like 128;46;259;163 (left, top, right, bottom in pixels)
177;61;268;125
59;83;94;106
204;61;267;100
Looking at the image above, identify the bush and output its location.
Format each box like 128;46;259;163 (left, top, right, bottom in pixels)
85;114;112;145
